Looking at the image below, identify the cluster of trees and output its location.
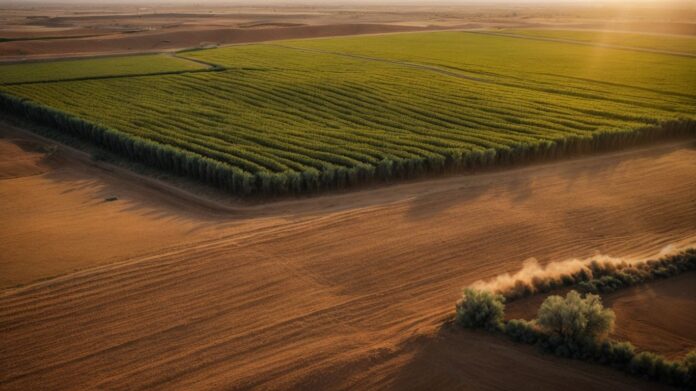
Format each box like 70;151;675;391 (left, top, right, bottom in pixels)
455;288;506;331
456;288;696;387
536;291;615;344
500;249;696;301
2;90;695;197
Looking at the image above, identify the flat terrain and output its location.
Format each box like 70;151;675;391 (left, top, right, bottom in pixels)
506;273;696;359
3;31;694;195
501;29;696;55
1;121;694;389
606;272;696;359
0;53;207;84
1;5;695;389
2;3;694;60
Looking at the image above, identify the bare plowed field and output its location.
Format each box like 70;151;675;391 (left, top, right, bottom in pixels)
1;123;694;389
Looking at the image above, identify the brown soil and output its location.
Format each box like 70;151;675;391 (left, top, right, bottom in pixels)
506;273;696;359
606;273;696;359
0;120;694;389
365;326;669;390
0;138;51;180
0;24;441;60
2;4;694;61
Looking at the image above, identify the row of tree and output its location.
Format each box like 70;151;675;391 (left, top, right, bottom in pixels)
2;91;695;197
457;286;696;388
496;248;696;301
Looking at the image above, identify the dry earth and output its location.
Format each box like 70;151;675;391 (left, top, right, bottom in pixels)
606;273;696;359
1;120;695;389
2;4;694;60
0;24;442;60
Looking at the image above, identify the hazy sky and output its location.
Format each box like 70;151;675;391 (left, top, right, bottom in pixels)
7;0;694;4
4;0;694;8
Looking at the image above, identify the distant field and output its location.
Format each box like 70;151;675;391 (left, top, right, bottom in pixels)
501;29;696;55
1;31;694;195
0;54;208;84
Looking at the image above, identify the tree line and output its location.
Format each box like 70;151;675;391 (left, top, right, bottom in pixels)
1;91;694;197
455;249;696;388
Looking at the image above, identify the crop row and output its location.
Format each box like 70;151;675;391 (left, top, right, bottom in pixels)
1;33;694;196
0;54;208;85
501;29;696;55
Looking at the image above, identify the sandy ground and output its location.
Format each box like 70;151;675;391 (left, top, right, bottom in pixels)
0;137;51;180
1;120;695;389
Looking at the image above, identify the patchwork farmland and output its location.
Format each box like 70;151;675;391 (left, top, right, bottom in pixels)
2;31;694;195
2;4;696;389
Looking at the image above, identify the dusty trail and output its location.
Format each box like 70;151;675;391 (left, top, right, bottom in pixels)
1;123;695;389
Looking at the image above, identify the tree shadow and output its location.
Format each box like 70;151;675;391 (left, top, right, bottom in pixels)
404;141;695;221
386;322;668;390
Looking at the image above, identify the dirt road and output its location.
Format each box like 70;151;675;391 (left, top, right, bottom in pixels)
1;124;694;389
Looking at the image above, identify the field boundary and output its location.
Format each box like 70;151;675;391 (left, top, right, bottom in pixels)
455;249;696;388
0;24;456;64
1;90;695;197
0;68;223;86
478;248;696;302
470;31;696;58
0;53;224;86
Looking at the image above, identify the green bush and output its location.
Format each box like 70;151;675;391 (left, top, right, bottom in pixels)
455;288;505;331
621;349;695;386
600;340;636;367
536;290;615;342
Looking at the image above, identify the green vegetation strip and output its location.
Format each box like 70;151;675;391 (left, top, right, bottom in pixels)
495;249;696;301
456;249;696;388
0;54;209;85
501;29;696;56
1;32;694;196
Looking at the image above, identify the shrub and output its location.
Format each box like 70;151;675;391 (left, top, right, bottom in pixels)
457;252;696;388
505;319;543;344
683;350;696;387
536;290;615;343
455;288;505;331
496;249;696;302
604;340;636;367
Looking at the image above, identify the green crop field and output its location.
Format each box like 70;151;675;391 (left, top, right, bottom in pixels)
1;31;694;195
0;54;209;85
501;29;696;55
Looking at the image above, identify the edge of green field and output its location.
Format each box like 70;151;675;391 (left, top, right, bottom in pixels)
0;53;212;85
1;30;695;197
